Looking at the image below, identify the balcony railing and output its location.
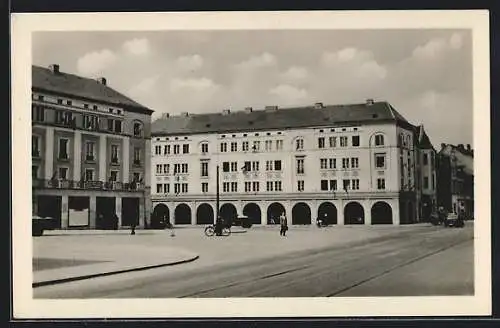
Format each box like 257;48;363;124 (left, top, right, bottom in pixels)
32;179;145;192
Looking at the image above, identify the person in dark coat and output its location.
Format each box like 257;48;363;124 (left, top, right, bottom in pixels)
279;212;288;236
215;216;223;236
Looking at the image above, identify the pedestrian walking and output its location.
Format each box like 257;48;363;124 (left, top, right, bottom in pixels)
131;222;136;235
279;212;288;236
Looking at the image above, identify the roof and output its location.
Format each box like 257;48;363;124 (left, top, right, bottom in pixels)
152;101;411;136
414;125;435;150
32;65;153;115
439;144;474;175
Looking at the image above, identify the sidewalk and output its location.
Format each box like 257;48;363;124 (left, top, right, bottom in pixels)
33;230;199;287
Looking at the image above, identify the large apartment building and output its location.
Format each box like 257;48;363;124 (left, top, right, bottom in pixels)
31;64;154;229
150;100;437;226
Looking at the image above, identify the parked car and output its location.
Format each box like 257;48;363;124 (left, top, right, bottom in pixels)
444;213;465;228
32;215;56;236
229;216;253;229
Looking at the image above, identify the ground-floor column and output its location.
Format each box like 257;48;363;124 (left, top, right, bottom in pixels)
89;196;97;229
364;200;372;225
115;196;122;228
190;201;196;225
393;199;400;225
61;195;69;229
337;200;345;225
261;201;268;225
139;199;145;229
284;201;293;224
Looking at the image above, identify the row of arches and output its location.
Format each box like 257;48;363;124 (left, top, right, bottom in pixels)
152;201;394;226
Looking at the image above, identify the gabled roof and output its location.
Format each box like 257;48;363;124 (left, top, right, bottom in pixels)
152;101;411;136
32;65;153;115
414;125;435;150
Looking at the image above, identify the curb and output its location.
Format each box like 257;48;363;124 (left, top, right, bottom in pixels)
33;254;200;288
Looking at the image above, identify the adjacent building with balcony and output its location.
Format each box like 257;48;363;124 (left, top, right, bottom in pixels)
32;64;154;229
436;143;474;218
150;99;437;226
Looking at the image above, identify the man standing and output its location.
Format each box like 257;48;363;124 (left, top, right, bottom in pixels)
280;212;288;236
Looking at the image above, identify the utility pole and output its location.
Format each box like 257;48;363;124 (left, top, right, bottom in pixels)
216;164;220;224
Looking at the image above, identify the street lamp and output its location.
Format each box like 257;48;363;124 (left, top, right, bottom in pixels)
216;164;220;224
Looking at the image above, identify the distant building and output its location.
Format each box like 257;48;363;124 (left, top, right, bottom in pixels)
31;64;154;229
150;99;437;226
436;143;474;218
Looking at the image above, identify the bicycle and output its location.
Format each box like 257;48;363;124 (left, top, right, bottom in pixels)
204;224;231;237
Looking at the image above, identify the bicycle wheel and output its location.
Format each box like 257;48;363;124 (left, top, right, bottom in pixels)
204;225;215;237
222;227;231;236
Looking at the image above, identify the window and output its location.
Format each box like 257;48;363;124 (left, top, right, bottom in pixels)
377;178;386;190
201;162;208;177
84;103;89;109
321;180;328;191
351;157;359;169
133;122;143;137
85;142;95;161
375;153;386;169
318;137;325;149
329;158;336;169
83;115;99;131
276;140;283;150
181;183;188;193
222;162;230;172
274;160;282;171
163;164;169;175
110;170;118;181
296;158;304;174
231;182;238;192
252;161;260;171
320;158;328;169
245;182;252;192
174;164;181;174
55;111;73;126
423;153;428;165
352;135;360;147
111;145;119;164
220;142;227;152
201;143;209;153
59;167;68;180
32;135;40;157
32;165;38;179
182;144;190;154
93;105;98;110
202;183;209;193
164;184;170;193
174;183;181;194
351;179;360;190
133;172;141;182
223;182;230;192
342;158;349;169
252;181;260;192
432;174;435;190
156;184;163;193
155;145;162;155
66;100;72;106
375;134;385;146
424;177;429;189
174;145;180;154
266;181;274;192
32;105;45;122
231;142;237;152
329;180;337;191
298;180;305;191
58;138;69;160
431;152;435;166
243;161;251;172
343;179;350;191
295;138;304;150
265;140;272;151
164;145;170;155
107;119;114;132
253;141;260;151
38;95;44;101
329;136;336;148
57;99;63;104
266;160;273;171
274;181;282;191
133;147;141;165
340;136;348;147
242;141;249;151
181;163;188;173
156;164;162;174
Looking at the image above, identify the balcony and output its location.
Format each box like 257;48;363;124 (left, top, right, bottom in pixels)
33;179;145;192
85;155;96;162
133;159;141;166
58;154;69;162
110;157;120;166
32;150;41;158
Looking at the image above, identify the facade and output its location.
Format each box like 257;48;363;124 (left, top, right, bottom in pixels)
150;100;436;226
436;143;474;218
32;64;154;229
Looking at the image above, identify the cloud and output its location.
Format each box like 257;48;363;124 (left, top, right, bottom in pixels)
321;48;387;80
169;77;220;93
236;52;277;70
176;54;204;71
282;66;309;80
412;38;448;59
129;75;160;97
122;38;150;56
269;84;308;104
76;49;117;76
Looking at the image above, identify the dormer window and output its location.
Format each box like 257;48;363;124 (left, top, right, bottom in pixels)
133;122;143;137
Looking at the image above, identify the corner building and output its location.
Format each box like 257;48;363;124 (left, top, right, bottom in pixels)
32;64;154;229
151;100;436;226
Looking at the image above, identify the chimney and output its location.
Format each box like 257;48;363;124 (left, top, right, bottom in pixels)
458;144;465;151
222;109;231;115
466;144;471;151
314;102;324;109
265;105;279;111
244;107;253;113
96;77;107;86
49;64;60;74
366;98;375;106
181;112;189;117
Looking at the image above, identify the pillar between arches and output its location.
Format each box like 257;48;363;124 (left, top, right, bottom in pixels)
364;200;372;225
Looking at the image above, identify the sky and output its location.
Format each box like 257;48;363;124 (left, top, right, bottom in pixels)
32;29;473;147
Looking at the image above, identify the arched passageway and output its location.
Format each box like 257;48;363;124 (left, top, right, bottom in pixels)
344;202;365;225
174;203;191;225
197;203;214;224
371;201;393;224
220;203;238;224
243;203;261;225
292;202;311;225
317;202;337;225
267;202;286;224
151;203;169;228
